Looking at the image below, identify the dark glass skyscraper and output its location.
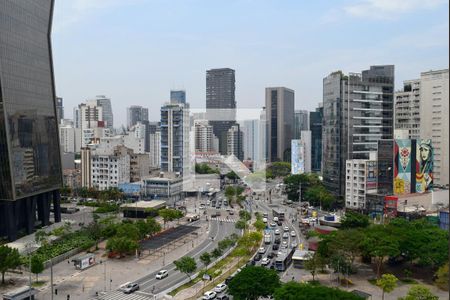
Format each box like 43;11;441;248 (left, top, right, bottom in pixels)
206;68;236;155
310;105;323;173
170;90;186;104
322;66;394;197
0;0;62;241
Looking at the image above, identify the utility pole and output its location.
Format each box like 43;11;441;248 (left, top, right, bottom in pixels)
50;259;54;300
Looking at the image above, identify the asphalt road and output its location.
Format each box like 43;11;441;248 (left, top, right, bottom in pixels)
98;219;237;300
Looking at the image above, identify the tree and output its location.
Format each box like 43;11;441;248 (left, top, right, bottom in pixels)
376;273;398;300
106;237;139;256
228;266;281;300
225;171;239;181
0;245;21;284
361;226;400;278
269;162;291;178
211;248;223;258
341;211;370;229
174;256;197;280
303;185;334;209
30;255;44;282
434;262;448;291
235;220;247;231
304;252;325;281
158;208;180;229
146;217;162;237
85;222;102;250
399;285;439;300
273;282;364;300
200;252;211;270
253;219;266;231
116;222;140;241
239;210;251;222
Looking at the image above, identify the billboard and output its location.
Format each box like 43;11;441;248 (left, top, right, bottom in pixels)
415;139;433;193
291;140;304;175
394;139;413;195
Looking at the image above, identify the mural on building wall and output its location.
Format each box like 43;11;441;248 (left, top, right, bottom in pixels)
416;139;433;193
291;140;304;175
366;160;377;190
394;139;412;195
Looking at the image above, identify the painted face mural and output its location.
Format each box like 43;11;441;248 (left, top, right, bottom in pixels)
416;139;433;193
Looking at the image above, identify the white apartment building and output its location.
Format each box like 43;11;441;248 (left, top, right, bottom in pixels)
96;134;145;154
194;119;217;153
60;125;76;153
241;119;260;162
420;69;449;187
91;145;131;190
345;158;377;209
395;79;421;139
149;131;161;168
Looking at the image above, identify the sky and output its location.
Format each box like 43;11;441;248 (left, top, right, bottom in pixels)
52;0;449;127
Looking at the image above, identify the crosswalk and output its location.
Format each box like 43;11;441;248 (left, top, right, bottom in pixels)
210;217;238;223
96;290;154;300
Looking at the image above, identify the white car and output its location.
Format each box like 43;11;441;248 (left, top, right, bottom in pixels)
273;216;279;222
258;247;266;254
290;231;296;237
282;241;288;247
283;226;289;232
262;218;268;223
214;283;227;293
270;222;277;227
274;229;280;235
156;270;168;279
199;204;206;209
291;241;298;248
282;232;289;239
261;257;270;265
203;291;217;300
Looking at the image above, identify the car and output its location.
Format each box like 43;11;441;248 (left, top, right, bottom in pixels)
156;270;168;279
272;244;279;250
263;212;268;218
274;238;281;244
273;216;279;222
261;257;270;265
199;204;206;209
206;200;211;205
274;229;280;235
282;241;288;247
216;295;230;300
290;231;296;237
291;241;298;248
225;276;234;285
277;221;283;226
283;226;289;232
223;200;228;206
262;218;268;223
254;254;262;261
203;291;217;300
229;210;234;215
214;283;227;293
282;232;289;239
267;252;276;259
270;222;277;227
118;282;132;291
123;283;139;294
258;247;266;254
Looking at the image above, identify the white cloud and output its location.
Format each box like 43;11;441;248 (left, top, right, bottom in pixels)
344;0;448;19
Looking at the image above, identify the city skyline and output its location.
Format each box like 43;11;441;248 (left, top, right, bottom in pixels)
52;0;449;126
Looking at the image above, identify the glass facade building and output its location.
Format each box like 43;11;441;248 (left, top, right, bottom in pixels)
322;66;394;197
0;0;62;240
309;106;323;173
170;90;186;104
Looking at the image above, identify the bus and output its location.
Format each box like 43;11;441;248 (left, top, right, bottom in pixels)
274;248;295;271
272;208;285;222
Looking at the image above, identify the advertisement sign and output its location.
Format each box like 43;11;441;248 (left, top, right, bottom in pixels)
394;140;412;195
415;139;433;193
291;140;304;175
366;160;377;190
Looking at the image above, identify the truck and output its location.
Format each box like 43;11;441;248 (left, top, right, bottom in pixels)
73;254;96;270
264;234;271;244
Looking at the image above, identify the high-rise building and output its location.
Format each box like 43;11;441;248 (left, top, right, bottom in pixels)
170;90;186;104
56;97;64;125
322;66;394;197
206;68;236;155
95;95;114;129
60;125;76;153
149;130;161;168
300;131;312;173
265;87;295;162
294;110;309;139
394;80;421;139
194;120;217;153
257;107;268;170
127;105;149;129
310;105;323;173
160;102;190;174
227;124;244;161
0;0;62;241
241;119;260;161
345;158;377;209
420;69;449;187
